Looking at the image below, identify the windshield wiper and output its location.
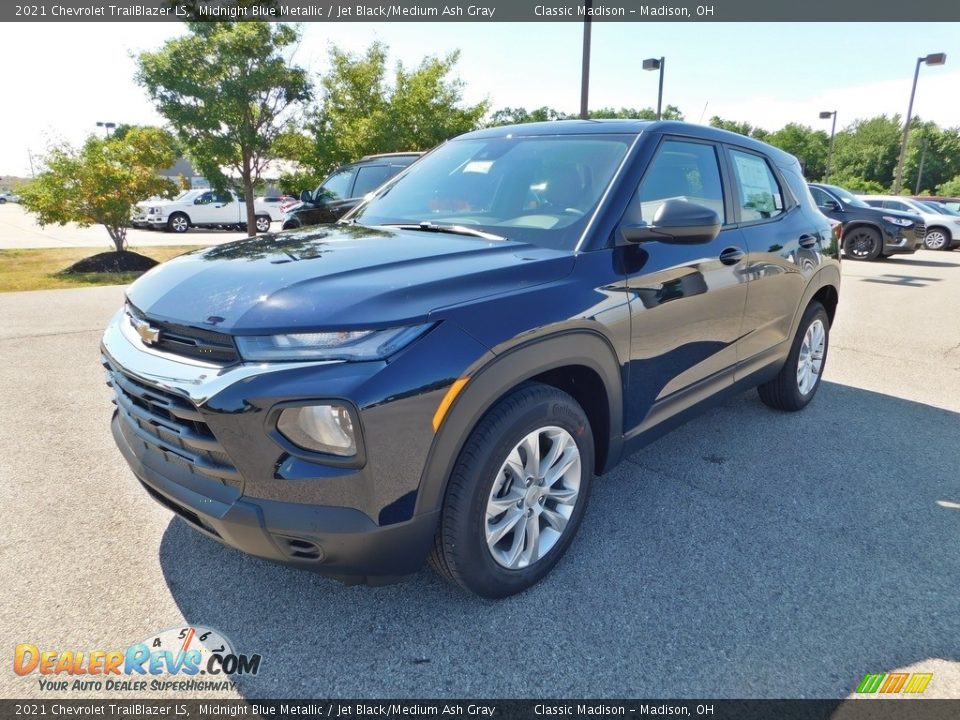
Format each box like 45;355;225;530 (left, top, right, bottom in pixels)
384;222;507;242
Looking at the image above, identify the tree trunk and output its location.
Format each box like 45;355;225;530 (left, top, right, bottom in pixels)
106;225;127;253
242;151;257;237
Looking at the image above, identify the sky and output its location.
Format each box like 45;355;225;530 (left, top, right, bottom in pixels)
1;21;959;177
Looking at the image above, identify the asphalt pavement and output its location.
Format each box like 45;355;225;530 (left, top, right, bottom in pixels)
0;203;270;249
1;252;958;700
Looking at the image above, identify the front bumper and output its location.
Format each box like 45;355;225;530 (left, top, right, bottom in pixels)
112;410;437;581
101;308;488;581
881;227;922;255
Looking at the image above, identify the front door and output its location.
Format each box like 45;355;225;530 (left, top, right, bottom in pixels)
622;137;748;435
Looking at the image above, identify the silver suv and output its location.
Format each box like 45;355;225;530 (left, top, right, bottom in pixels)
860;195;960;251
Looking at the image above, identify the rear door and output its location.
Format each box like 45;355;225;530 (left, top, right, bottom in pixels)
622;136;748;434
729;147;824;375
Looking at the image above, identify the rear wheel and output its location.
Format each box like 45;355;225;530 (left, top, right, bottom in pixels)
923;228;950;251
167;212;189;234
758;301;830;411
429;383;594;598
255;215;271;233
842;227;881;260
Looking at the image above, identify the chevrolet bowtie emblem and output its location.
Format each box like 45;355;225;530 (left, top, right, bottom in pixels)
133;318;161;345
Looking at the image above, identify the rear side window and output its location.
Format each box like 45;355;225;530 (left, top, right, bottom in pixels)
352;165;396;198
729;150;785;222
636;140;725;224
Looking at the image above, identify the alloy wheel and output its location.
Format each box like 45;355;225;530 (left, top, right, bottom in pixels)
485;426;581;570
797;319;826;395
924;230;948;250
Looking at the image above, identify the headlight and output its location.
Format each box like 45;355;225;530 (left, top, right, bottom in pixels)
277;404;356;456
235;323;433;361
882;216;913;227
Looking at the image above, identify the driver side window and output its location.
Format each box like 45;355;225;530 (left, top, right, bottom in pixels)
633;140;725;224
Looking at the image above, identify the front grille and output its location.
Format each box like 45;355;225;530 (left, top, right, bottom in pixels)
127;303;239;363
104;357;241;489
915;223;926;240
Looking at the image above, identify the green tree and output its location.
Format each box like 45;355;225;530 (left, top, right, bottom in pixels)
589;105;684;120
137;23;311;236
19;128;177;252
830;116;902;190
487;106;569;126
709;116;768;141
765;123;829;180
937;174;960;196
282;43;488;191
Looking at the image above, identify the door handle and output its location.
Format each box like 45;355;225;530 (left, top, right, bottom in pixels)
719;247;745;266
798;234;818;249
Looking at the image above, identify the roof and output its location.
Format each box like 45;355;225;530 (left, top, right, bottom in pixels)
460;119;798;166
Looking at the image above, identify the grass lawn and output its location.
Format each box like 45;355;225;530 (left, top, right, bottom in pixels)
0;246;202;293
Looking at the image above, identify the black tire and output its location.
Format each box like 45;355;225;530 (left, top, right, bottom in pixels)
255;215;271;233
923;227;951;251
167;212;190;234
758;301;830;411
842;226;881;260
282;218;301;231
0;198;6;204
429;383;594;598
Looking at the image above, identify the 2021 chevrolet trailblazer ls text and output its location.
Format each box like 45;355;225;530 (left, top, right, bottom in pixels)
102;120;840;598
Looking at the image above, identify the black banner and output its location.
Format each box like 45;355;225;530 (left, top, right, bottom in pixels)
4;700;960;720
4;0;960;23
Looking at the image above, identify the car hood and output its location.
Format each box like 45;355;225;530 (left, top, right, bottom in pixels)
125;224;575;333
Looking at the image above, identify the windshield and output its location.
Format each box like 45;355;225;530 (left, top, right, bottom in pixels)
174;189;202;202
821;184;870;208
351;134;634;251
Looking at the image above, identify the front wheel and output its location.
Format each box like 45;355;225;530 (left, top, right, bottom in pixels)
167;212;189;234
842;227;881;260
255;215;271;233
758;301;830;411
429;383;594;598
923;228;950;251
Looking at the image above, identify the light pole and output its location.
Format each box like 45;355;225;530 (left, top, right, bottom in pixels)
643;57;665;120
579;0;592;119
819;110;837;181
96;121;116;137
915;137;929;194
893;52;946;194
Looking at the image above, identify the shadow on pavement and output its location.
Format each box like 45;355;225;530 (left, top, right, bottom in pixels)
882;257;960;268
159;381;958;698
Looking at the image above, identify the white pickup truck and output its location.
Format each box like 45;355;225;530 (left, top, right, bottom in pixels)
132;189;281;233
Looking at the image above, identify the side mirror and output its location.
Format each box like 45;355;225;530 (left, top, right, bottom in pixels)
299;189;313;203
621;199;722;244
824;200;841;212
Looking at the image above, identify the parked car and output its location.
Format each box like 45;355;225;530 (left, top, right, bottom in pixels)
808;183;924;260
257;195;298;218
911;198;960;216
911;196;960;214
0;191;21;203
139;189;275;233
281;153;422;230
859;195;960;251
101;120;840;598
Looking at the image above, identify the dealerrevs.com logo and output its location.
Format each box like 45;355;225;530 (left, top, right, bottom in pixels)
14;626;261;692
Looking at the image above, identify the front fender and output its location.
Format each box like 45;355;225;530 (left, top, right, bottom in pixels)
414;330;624;517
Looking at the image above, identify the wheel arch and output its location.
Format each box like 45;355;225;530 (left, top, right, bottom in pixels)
415;330;624;517
926;225;952;240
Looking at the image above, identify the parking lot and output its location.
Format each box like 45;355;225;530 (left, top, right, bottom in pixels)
0;251;958;700
0;203;271;249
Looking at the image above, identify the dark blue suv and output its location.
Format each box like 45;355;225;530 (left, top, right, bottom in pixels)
102;121;840;598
